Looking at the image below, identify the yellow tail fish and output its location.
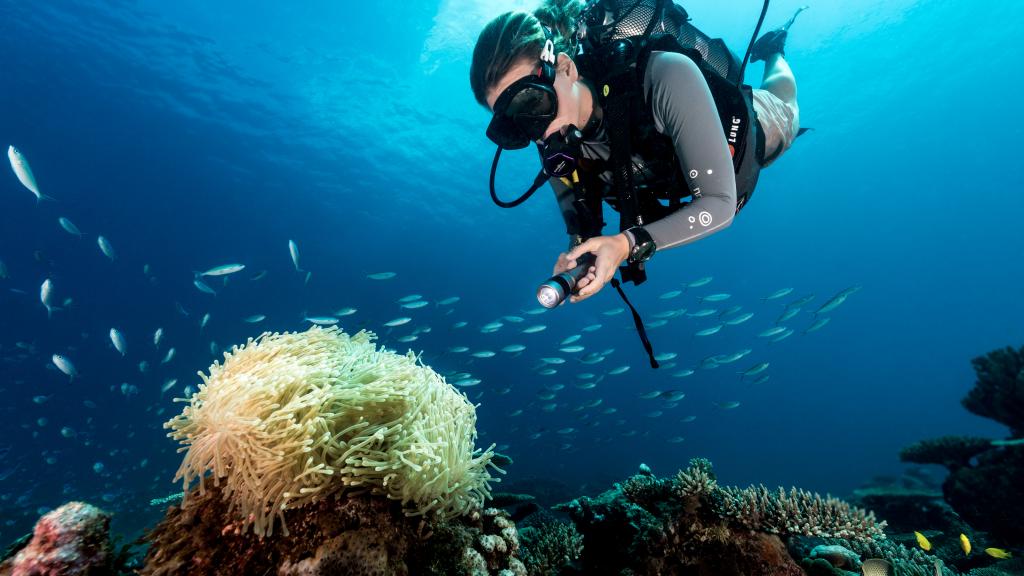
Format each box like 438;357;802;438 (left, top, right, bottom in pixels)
985;547;1012;559
914;531;932;551
960;533;971;556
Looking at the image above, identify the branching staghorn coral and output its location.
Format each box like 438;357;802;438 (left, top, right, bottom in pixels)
164;326;499;537
518;521;584;576
674;457;716;498
717;485;887;541
673;460;886;542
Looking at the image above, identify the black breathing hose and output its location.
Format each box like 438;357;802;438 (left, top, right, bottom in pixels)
736;0;771;86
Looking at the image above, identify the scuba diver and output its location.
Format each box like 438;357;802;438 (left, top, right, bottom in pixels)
471;0;805;367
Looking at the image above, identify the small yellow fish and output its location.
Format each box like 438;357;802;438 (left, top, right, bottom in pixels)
960;533;971;556
914;531;932;551
985;547;1012;559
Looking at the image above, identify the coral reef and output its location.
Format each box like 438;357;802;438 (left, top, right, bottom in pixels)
141;485;525;576
716;485;885;541
516;520;583;576
552;460;891;575
900;436;993;471
165;326;499;537
674;460;887;542
0;502;112;576
898;344;1024;543
963;345;1024;437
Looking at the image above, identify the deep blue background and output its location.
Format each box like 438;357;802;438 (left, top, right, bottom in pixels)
0;0;1020;542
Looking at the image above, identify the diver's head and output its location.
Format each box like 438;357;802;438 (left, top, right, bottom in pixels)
470;6;591;149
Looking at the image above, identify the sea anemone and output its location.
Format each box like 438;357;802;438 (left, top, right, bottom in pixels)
164;326;499;536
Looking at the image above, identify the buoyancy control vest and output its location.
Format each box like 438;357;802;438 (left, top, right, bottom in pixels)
567;0;765;238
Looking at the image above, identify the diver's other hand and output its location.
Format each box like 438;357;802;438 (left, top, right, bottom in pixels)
552;252;574;276
564;233;630;303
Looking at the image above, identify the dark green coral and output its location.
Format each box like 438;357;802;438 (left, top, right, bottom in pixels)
963;345;1024;437
899;436;993;471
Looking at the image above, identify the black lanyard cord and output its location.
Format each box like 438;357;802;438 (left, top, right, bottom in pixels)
610;277;659;369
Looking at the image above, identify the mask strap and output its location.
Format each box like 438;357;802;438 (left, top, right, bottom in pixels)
540;39;556;65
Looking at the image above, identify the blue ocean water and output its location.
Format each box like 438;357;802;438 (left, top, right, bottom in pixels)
0;0;1021;545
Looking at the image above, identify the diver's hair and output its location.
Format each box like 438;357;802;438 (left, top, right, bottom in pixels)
469;0;586;109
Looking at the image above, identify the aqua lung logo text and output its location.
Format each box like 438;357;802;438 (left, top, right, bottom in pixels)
727;116;742;157
728;116;742;144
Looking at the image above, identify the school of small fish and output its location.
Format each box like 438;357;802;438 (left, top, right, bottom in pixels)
0;143;874;541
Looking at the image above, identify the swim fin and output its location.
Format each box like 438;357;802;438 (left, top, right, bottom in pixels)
749;6;808;63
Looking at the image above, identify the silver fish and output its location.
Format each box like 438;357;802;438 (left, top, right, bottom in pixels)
97;236;116;261
40;278;56;318
193;278;217;296
52;354;77;380
58;217;82;237
787;294;816;309
770;328;795;342
437;296;460;306
699;293;731;303
367;272;397;280
199;263;245;277
758;326;787;338
161;347;176;364
724;312;754;325
200;313;211;331
153;327;164;348
384;317;411;327
776;307;801;324
762;287;794;301
305;316;339;326
804;316;830;334
288;239;302;271
109;328;127;356
685;276;713;289
480;321;504;333
244;314;266;323
335;307;358;316
695;324;724;337
815;286;862;315
740;362;769;378
8;146;50;202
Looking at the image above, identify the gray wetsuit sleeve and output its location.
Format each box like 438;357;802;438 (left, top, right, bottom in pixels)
550;176;580;249
642;51;737;251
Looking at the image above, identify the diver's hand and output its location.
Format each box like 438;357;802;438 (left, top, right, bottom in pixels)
552;252;574;276
564;233;630;303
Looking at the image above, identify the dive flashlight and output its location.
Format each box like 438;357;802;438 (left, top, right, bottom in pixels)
536;253;597;309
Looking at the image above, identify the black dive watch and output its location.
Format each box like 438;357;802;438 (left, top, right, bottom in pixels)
626;226;656;264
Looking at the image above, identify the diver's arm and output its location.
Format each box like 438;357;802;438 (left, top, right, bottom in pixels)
640;51;737;251
549;177;581;248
